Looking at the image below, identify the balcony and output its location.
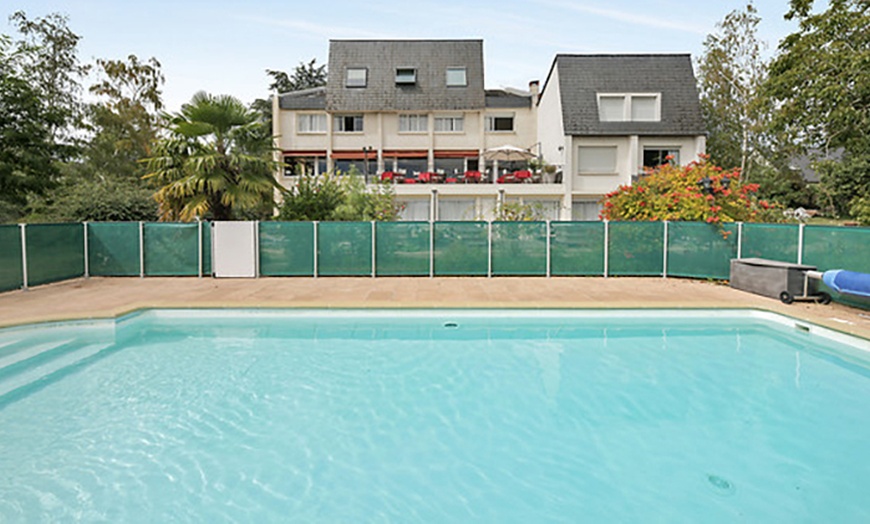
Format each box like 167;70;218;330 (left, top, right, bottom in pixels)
375;169;563;185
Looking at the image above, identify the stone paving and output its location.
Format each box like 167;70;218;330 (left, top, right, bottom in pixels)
1;276;868;339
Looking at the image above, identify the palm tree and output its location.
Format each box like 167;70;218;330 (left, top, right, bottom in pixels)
144;91;279;221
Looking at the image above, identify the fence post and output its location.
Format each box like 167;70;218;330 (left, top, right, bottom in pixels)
83;222;90;279
197;219;203;278
662;221;669;278
371;220;376;278
255;220;260;278
487;221;493;278
797;223;805;265
313;221;319;279
603;220;609;278
429;220;435;278
545;220;551;278
737;222;743;259
19;224;28;290
139;221;145;278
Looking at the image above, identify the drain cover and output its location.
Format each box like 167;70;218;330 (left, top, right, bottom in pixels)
707;474;736;496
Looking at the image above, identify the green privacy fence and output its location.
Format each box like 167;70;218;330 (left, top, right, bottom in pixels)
259;222;315;276
0;225;23;292
1;221;869;292
550;222;605;276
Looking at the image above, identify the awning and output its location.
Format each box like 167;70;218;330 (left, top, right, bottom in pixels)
434;149;480;159
283;150;327;157
382;150;428;159
331;151;376;160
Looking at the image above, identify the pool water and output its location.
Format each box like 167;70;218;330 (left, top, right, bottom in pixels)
0;310;869;522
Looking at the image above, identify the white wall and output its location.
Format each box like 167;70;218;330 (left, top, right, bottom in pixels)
571;136;632;195
537;66;566;171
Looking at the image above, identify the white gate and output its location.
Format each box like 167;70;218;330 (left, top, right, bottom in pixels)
212;221;257;278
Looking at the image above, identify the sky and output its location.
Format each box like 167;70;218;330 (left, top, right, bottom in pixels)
4;0;803;112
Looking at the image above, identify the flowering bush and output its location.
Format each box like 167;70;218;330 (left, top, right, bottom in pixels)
599;156;783;229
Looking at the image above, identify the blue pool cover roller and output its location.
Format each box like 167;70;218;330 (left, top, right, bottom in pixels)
822;270;870;298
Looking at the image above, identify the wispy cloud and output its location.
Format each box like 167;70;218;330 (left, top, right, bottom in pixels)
243;16;397;40
534;0;707;35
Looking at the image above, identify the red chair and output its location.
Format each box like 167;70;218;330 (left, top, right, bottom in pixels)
497;174;516;184
514;170;532;182
380;171;395;182
464;170;481;183
418;172;433;183
446;177;458;183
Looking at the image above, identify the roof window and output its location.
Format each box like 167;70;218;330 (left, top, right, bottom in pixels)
396;68;417;85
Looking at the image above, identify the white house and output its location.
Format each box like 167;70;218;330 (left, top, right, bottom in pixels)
274;42;706;221
537;54;707;220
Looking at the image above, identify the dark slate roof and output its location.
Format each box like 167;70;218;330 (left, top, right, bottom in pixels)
326;40;485;112
485;89;531;108
543;54;705;136
278;87;326;110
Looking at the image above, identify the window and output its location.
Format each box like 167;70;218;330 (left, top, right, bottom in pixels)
283;156;316;177
334;115;364;132
346;68;367;87
398;199;431;221
433;157;465;175
631;96;658;121
578;146;618;174
572;199;602;221
296;114;326;133
399;114;428;133
486;114;514;132
642;148;680;168
597;93;660;122
334;160;367;175
446;67;467;87
438;198;476;221
395;68;416;85
524;199;561;220
435;115;464;132
598;96;625;122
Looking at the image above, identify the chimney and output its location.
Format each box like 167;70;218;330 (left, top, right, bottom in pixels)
529;80;540;104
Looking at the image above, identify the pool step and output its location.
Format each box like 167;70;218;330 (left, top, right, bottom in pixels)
0;341;112;400
0;338;77;371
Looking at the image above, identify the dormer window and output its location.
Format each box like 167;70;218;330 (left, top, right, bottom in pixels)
396;68;417;85
446;67;467;87
597;93;661;122
346;68;367;88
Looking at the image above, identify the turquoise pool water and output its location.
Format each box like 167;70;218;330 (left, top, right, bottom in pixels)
0;310;868;522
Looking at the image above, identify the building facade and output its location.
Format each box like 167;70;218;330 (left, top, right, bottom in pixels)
274;41;706;221
537;54;707;220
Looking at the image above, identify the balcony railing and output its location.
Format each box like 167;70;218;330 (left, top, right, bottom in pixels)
374;170;563;185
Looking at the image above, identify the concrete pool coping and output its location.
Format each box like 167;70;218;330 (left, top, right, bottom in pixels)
1;276;869;340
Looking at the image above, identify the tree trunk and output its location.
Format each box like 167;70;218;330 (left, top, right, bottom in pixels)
209;192;232;221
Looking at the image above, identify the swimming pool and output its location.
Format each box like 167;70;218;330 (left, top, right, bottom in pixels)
0;309;868;522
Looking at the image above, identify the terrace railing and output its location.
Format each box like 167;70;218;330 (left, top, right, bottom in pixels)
2;221;869;298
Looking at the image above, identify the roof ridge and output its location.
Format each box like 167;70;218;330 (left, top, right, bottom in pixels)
555;53;691;58
278;86;326;97
330;38;483;43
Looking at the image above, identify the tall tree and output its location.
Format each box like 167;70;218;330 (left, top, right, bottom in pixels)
252;58;327;123
87;55;165;179
8;11;88;145
0;37;62;218
696;3;769;179
145;92;280;221
268;58;327;92
765;0;870;215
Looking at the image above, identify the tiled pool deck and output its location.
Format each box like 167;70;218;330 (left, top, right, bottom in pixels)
1;277;868;339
